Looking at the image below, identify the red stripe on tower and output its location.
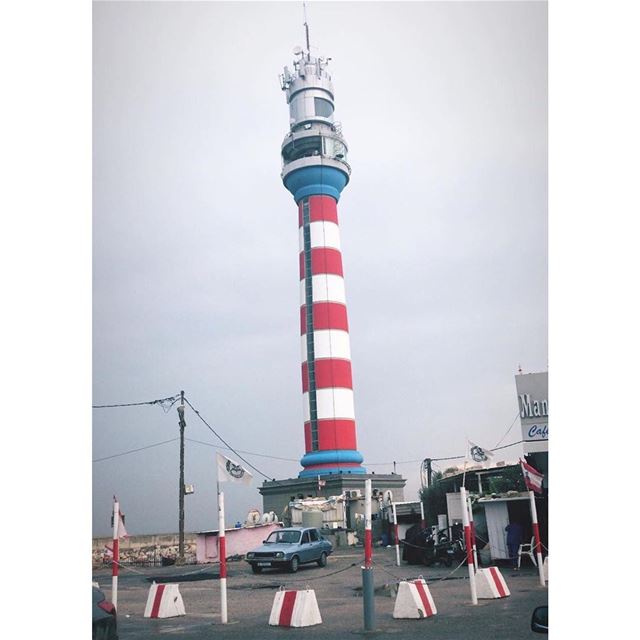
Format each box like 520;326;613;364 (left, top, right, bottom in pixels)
304;419;358;452
301;359;353;392
298;195;339;227
299;247;344;279
300;302;349;334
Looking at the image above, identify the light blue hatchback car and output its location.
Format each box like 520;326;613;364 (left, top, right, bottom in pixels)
245;527;333;574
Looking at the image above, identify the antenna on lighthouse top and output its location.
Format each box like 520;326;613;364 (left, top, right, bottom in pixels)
303;1;311;59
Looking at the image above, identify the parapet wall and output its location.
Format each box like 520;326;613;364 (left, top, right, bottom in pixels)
92;532;198;568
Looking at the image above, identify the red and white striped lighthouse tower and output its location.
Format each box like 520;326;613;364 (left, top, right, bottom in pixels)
280;35;365;478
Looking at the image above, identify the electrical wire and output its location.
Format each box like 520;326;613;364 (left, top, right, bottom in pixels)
182;396;272;480
92;394;181;412
493;411;520;449
185;437;299;462
92;438;179;462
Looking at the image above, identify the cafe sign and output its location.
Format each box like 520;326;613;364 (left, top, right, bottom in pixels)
515;372;548;453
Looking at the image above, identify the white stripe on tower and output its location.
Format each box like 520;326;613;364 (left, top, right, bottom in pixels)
300;329;351;362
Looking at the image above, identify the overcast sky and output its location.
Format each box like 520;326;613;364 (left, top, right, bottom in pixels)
93;0;547;537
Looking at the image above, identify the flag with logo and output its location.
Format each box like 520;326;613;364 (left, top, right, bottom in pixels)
112;497;128;538
217;453;253;485
520;459;544;494
467;441;494;468
317;476;326;491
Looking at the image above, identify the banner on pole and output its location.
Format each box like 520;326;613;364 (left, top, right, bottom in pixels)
217;453;253;485
520;459;544;494
467;441;494;468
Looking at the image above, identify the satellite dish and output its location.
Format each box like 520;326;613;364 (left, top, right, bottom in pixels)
293;45;303;56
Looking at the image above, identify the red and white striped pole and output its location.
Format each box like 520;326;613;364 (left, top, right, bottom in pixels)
111;497;119;610
529;490;546;586
362;478;375;630
364;479;373;568
460;487;477;604
218;483;228;623
467;496;478;570
390;502;400;566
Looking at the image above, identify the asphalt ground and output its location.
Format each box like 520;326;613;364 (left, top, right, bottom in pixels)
92;547;548;639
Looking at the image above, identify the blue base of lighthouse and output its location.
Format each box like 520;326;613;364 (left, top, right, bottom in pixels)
299;449;367;478
283;165;349;203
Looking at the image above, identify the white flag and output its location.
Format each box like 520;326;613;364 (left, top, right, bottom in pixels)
217;453;253;485
117;512;128;539
468;441;494;468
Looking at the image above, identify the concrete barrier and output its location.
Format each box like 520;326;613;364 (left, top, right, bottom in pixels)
143;582;186;618
269;589;322;627
476;567;510;599
393;578;437;619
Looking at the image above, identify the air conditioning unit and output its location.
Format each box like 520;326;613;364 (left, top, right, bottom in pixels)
348;490;362;499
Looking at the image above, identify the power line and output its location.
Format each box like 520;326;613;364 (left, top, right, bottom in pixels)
186;437;299;462
493;411;520;449
182;396;272;480
92;394;181;412
92;437;179;462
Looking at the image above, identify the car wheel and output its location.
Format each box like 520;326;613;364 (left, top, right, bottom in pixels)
317;552;327;567
289;556;299;573
251;564;263;574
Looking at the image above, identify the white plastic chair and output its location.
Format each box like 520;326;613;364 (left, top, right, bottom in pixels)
517;537;537;568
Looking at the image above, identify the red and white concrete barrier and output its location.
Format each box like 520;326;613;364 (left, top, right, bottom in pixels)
393;579;437;619
476;567;510;599
144;582;186;618
269;589;322;627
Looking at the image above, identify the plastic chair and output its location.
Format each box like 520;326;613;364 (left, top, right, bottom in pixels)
517;537;537;568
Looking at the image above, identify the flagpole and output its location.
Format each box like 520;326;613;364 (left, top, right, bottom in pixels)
111;497;119;611
391;501;400;567
460;487;477;604
217;481;228;623
529;490;545;586
467;495;478;571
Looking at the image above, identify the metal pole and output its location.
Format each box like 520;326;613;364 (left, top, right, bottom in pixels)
392;502;400;566
362;478;375;631
218;483;228;623
420;500;426;530
177;390;186;565
529;491;546;586
467;496;478;570
426;458;432;487
460;487;477;604
111;497;119;610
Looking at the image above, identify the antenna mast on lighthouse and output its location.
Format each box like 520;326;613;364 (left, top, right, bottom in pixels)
303;1;311;59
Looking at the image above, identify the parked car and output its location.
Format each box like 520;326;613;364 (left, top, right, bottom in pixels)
92;586;118;640
245;527;333;573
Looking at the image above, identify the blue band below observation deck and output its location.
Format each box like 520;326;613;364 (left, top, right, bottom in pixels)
283;165;349;203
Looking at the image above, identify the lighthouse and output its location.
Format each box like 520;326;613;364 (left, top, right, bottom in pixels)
259;28;405;517
280;42;365;478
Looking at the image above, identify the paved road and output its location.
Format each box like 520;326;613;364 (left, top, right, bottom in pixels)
92;547;547;639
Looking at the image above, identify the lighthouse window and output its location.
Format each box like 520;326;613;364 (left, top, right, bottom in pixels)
323;137;347;161
282;136;323;164
314;97;334;118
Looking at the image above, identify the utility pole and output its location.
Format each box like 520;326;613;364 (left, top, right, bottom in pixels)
425;458;432;487
177;390;186;565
